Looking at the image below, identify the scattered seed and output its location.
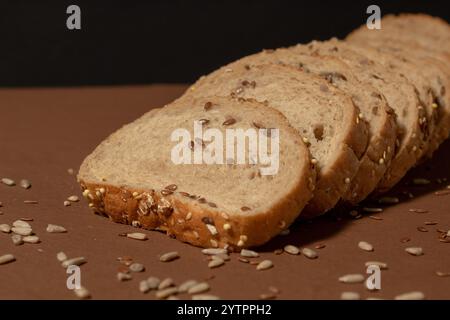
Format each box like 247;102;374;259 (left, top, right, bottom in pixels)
19;217;33;221
192;294;220;300
11;234;23;246
129;263;145;273
208;257;224;268
13;220;31;228
159;251;179;262
238;257;249;263
213;253;230;261
147;277;161;290
259;293;277;300
56;252;68;262
46;224;67;233
409;208;428;213
67;195;79;202
424;221;438;225
315;243;326;249
412;178;430;185
11;227;33;236
273;249;283;255
301;248;318;259
368;215;383;221
358;241;374;252
405;247;423;256
417;226;428;232
240;249;259;258
73;287;91;299
158;278;174;290
19;179;31;189
436;271;450;277
202;248;227;255
284;245;300;255
395;291;425;300
0;254;15;265
156;287;178;299
62;257;86;268
126;232;148;240
365;261;388;269
178;280;198;293
0;224;11;233
378;196;399;204
363;207;383;213
24;200;39;205
139;280;151;293
339;274;365;284
1;178;15;186
117;272;132;281
188;282;210;294
341;292;361;300
23;235;40;244
64;201;71;207
256;260;273;271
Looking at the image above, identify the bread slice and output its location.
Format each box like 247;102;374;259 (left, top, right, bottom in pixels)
291;39;426;192
224;48;397;204
187;63;368;216
78;95;316;249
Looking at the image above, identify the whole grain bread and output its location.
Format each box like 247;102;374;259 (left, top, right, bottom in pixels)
186;63;369;215
291;39;426;192
224;48;397;204
78;95;316;249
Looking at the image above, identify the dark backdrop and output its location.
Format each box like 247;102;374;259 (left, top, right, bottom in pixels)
0;0;448;86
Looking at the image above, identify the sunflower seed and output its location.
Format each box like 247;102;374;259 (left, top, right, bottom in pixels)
147;277;161;289
158;278;174;290
156;287;178;299
56;252;68;262
139;280;151;293
0;224;11;233
301;248;318;259
1;178;15;186
208;257;224;268
62;257;86;268
126;232;148;240
129;263;145;273
284;245;300;255
240;249;259;258
405;247;423;256
338;274;365;283
378;196;399;204
365;261;388;269
358;241;374;252
159;251;179;262
436;271;450;277
23;235;40;244
0;254;15;265
256;260;273;271
73;287;91;299
192;294;220;300
340;292;361;300
64;201;71;207
11;234;23;245
395;291;425;300
178;280;198;293
46;224;67;233
67;195;79;202
202;248;227;255
20;179;31;189
362;207;383;213
11;227;33;236
412;178;430;185
117;272;132;281
188;282;210;294
13;220;31;228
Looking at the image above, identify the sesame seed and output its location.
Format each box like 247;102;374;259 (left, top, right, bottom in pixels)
409;208;428;213
188;282;210;294
405;247;423;256
202;248;227;255
208;257;224;268
311;158;318;165
62;257;86;268
301;248;318;259
341;292;360;300
74;287;91;299
338;274;365;283
46;224;67;233
129;263;145;273
0;254;15;265
358;241;374;252
379;158;385;165
210;239;219;248
165;184;178;191
362;207;383;213
56;252;68;262
365;261;388;269
284;245;300;255
0;224;11;233
23;235;40;244
417;226;428;232
185;212;192;220
117;272;132;281
11;234;23;246
63;201;71;207
1;178;15;186
256;260;273;271
11;227;33;236
67;195;79;202
159;251;179;262
222;118;237;126
126;232;148;241
238;258;249;263
147;277;161;290
67;168;74;175
23;200;38;204
240;249;259;258
394;291;425;300
178;280;198;293
192;294;220;300
139;280;151;293
19;179;31;189
315;243;326;249
156;287;178;299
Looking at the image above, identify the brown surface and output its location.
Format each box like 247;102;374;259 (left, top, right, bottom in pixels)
0;85;449;300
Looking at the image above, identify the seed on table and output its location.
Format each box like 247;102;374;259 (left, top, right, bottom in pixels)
126;232;148;240
188;282;210;294
201;248;227;255
129;263;145;273
400;237;411;243
11;234;23;246
0;224;11;233
74;287;91;299
139;280;151;293
301;248;318;259
338;274;365;284
62;257;86;268
158;278;175;290
56;252;68;262
13;220;31;228
192;294;220;300
178;280;198;293
146;277;160;290
341;292;361;300
409;208;428;213
365;261;388;270
11;227;33;236
46;224;67;233
358;241;374;252
259;292;276;300
284;245;300;255
240;249;259;258
23;200;38;204
405;247;423;256
395;291;425;300
23;235;40;244
67;195;79;202
256;260;273;271
117;272;132;281
238;258;249;263
0;254;15;265
159;251;179;262
19;179;31;189
213;253;230;261
1;178;15;186
436;271;450;277
208;257;224;268
156;287;178;299
64;201;71;207
67;168;74;175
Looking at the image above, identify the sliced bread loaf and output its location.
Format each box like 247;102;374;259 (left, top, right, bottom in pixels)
186;63;369;216
78;95;316;249
223;48;397;204
291;39;426;192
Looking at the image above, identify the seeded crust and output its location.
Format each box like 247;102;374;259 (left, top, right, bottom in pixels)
186;63;369;215
222;49;397;204
78;96;316;249
292;39;426;192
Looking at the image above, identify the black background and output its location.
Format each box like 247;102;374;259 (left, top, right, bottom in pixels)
0;0;448;86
